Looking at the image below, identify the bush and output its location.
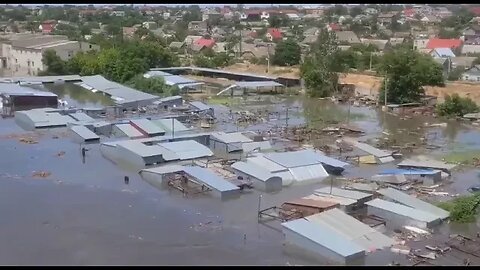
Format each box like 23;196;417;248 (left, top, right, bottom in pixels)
437;193;480;223
436;94;479;117
447;67;464;81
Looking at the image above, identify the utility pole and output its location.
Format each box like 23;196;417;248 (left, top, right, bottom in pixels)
285;107;289;128
171;117;175;139
384;76;388;106
267;44;271;73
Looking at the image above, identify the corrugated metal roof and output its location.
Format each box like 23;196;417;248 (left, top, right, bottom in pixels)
158;140;213;160
371;174;408;184
343;137;392;158
284;198;339;209
130;119;165;135
163;75;197;86
189;101;212;112
0;75;81;84
151;118;190;133
242;141;272;153
140;164;184;175
234;81;284;88
16;109;71;128
114;124;144;138
157;95;182;103
0;83;58;97
116;140;178;160
365;198;441;223
151;66;276;80
183;166;240;192
247;155;288;173
281;218;366;258
305;209;395;251
288;164;329;182
377;188;449;219
379;168;439;175
80;75;159;104
211;132;253;144
68;112;95;122
398;156;456;171
231;161;279;182
144;70;174;78
70;125;100;141
315;187;372;201
304;194;357;207
264;149;325;168
177;82;204;89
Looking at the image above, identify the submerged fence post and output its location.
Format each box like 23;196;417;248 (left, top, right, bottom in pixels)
257;195;262;220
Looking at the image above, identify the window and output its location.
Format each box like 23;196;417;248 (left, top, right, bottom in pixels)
89;44;92;49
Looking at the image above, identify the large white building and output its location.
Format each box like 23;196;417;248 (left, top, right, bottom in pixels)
0;33;98;76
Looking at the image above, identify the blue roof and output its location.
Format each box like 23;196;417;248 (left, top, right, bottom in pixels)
434;48;456;58
281;218;365;258
378;168;438;175
183;166;240;192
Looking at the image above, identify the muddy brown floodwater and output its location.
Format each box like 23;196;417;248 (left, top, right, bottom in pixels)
0;96;479;265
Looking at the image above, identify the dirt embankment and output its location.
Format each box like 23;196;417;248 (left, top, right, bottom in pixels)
223;64;480;104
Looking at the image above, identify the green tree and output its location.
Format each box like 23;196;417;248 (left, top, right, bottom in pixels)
436;94;479;117
127;74;179;96
378;48;445;104
301;29;343;97
273;39;301;66
447;67;465;81
193;54;215;68
40;49;68;75
438;28;460;39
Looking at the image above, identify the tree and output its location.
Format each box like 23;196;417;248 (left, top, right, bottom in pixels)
438;28;460;39
273;39;301;66
436;94;479;117
447;67;465;81
40;49;68;75
349;6;363;18
127;74;179;96
301;29;344;97
268;14;288;28
377;48;445;104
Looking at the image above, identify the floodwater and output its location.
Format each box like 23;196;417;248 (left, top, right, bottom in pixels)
1;94;480;265
33;83;115;108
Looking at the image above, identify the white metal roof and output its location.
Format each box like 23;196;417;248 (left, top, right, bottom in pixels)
183;166;239;193
114;124;144;138
342;137;392;158
157;140;213;160
70;125;100;141
210;131;253;144
130;118;165;135
116;140;178;160
315;187;373;201
151;118;190;133
231;161;279;182
365;198;442;223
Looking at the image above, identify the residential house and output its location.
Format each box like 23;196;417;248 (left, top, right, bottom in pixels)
191;38;216;53
402;8;416;18
461;65;480;82
169;42;185;52
202;10;222;22
377;12;397;27
326;23;341;32
184;35;203;46
234;42;274;60
142;21;157;30
429;48;456;58
79;9;98;18
360;39;389;51
302;35;318;45
122;27;138;39
461;44;480;55
451;56;476;70
426;38;463;55
470;7;480;17
394;32;411;38
39;20;56;34
213;42;228;54
111;11;126;17
414;39;429;50
265;28;282;42
188;21;208;33
462;24;480;45
434;57;452;78
245;10;262;21
304;27;320;36
163;12;171;20
389;37;405;47
420;15;440;25
286;13;301;21
304;8;325;16
335;31;361;45
435;7;452;19
221;7;234;19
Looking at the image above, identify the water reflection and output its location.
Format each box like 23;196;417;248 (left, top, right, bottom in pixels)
33;83;114;108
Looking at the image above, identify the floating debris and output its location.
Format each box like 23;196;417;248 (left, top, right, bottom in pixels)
32;171;51;178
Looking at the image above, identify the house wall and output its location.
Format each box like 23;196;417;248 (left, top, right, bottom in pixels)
283;227;365;264
366;205;440;229
462;73;480;82
14;111;36;131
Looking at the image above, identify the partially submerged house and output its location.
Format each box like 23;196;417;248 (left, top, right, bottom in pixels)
129;118;166;137
70;125;100;144
0;84;58;112
342;137;394;164
281;208;395;264
140;165;240;200
397;156;456;174
231;160;283;192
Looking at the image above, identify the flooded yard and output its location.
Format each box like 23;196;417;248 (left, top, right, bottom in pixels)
1;94;480;265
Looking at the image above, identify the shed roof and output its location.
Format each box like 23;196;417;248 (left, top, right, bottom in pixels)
264;149;329;168
397;156;456;171
231;160;279;182
315;187;372;201
281;218;366;258
80;75;159;104
130;119;165;135
234;81;284;88
304;194;357;207
0;83;57;97
114;124;144;138
378;168;438;175
189;101;212;112
163;75;198;86
305;209;395;251
342;137;392;158
158;140;213;160
284;198;339;210
140;164;184;175
116;140;177;160
210;132;253;144
183;166;239;192
365;198;442;223
151;118;190;133
242;141;273;153
70;125;100;141
68;112;95;122
377;188;449;219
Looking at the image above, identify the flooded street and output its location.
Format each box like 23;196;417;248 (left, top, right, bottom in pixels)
1;95;480;265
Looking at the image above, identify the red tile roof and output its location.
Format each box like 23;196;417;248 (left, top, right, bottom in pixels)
426;38;463;50
41;23;55;33
267;28;282;39
329;23;341;31
471;7;480;16
195;38;216;48
403;9;415;17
